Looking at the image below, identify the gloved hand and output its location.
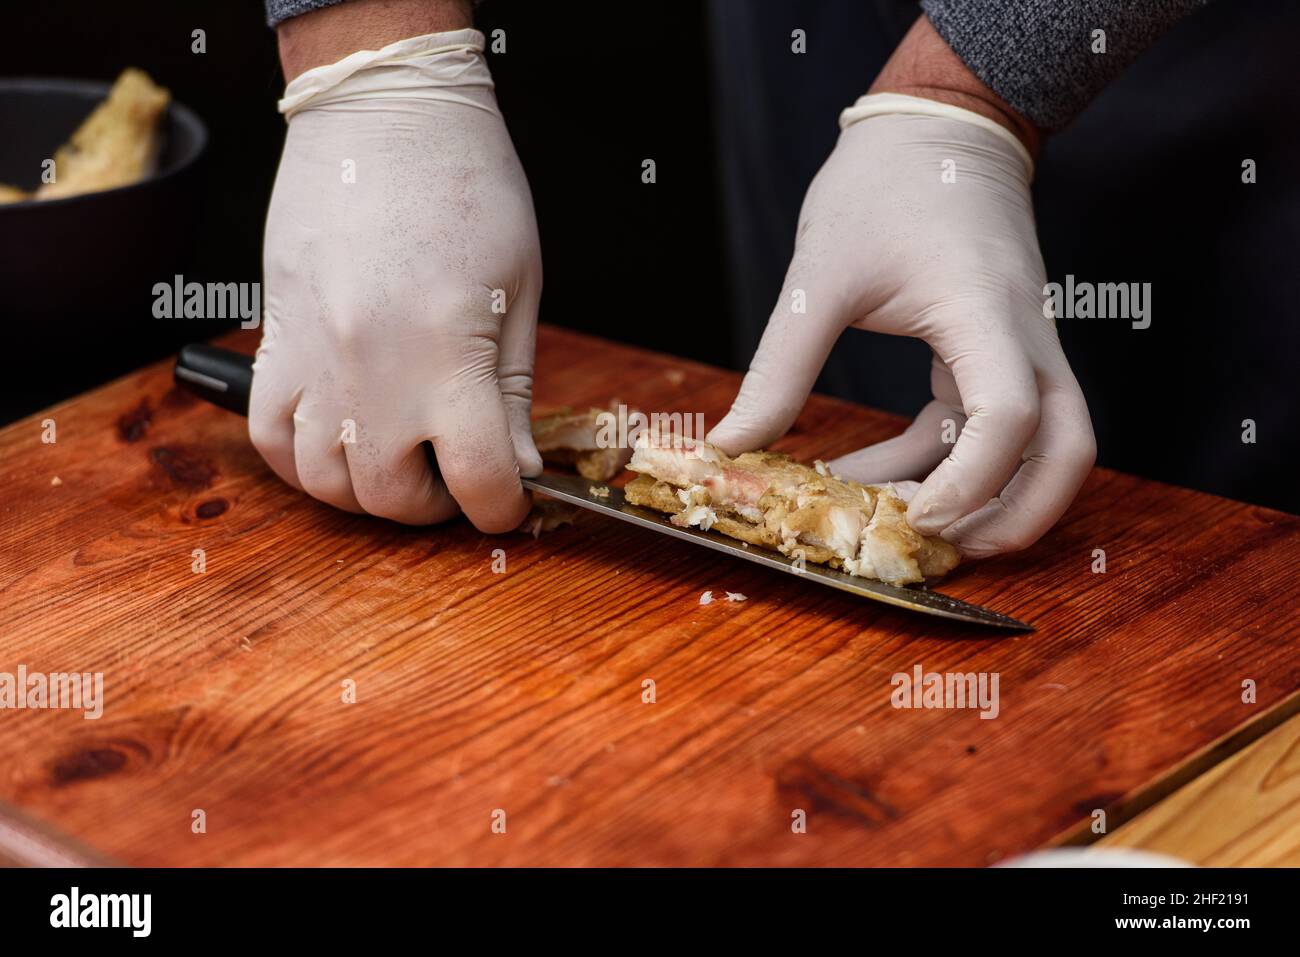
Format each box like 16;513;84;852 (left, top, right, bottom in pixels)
251;30;541;532
708;94;1095;557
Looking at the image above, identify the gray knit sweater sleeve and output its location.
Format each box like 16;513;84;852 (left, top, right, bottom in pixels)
265;0;487;26
920;0;1210;131
266;0;343;27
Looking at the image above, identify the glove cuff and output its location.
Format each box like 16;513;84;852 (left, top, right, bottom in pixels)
839;92;1034;181
278;28;496;120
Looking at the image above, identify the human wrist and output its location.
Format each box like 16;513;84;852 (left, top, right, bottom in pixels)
868;14;1042;160
277;0;473;82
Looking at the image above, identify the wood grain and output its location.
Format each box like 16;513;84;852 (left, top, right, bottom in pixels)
1097;704;1300;865
0;325;1297;866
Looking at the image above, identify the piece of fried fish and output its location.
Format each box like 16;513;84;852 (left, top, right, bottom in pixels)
531;404;633;481
625;434;960;585
35;68;170;201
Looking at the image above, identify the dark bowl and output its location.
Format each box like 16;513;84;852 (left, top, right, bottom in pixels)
0;77;208;319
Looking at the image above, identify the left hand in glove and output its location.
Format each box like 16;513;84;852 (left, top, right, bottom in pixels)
708;91;1095;557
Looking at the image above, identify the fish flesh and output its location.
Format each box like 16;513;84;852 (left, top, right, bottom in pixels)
532;403;633;481
625;434;960;585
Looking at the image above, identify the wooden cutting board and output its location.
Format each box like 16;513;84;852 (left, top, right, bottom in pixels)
1;326;1297;866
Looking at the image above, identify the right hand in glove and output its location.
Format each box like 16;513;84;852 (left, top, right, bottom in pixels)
250;28;541;532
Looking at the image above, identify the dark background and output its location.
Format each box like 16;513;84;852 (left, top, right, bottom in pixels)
1;0;729;409
3;0;1297;512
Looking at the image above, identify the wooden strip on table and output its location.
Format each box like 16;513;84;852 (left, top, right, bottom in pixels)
0;325;1297;866
1095;701;1300;866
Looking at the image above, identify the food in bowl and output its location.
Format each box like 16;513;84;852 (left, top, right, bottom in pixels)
0;68;169;204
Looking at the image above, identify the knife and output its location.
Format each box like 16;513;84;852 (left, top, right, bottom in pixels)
174;344;1033;632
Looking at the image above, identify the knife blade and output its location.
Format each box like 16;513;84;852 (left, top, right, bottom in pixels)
173;344;1033;632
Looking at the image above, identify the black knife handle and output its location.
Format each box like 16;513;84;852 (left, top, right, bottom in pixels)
174;344;253;416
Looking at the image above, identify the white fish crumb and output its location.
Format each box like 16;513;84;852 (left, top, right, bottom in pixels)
676;484;709;507
725;592;747;602
699;591;714;605
589;485;610;499
814;460;830;477
678;503;717;531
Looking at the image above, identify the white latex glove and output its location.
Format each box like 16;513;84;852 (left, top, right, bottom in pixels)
251;30;541;532
708;94;1096;557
